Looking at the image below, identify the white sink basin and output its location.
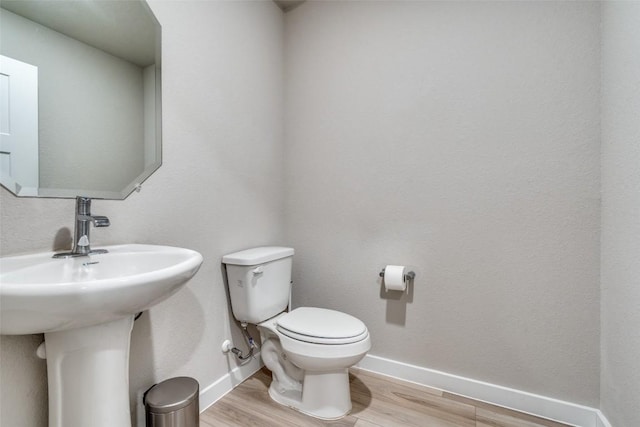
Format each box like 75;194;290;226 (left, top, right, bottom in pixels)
0;244;203;427
0;244;203;335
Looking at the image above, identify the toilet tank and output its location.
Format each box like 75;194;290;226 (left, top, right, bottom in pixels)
222;247;294;324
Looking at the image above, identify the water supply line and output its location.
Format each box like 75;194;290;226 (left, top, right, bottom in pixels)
230;323;257;361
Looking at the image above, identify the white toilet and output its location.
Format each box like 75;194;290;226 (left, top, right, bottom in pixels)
222;247;371;420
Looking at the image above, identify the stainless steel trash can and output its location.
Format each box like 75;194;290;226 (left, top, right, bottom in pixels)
145;376;199;427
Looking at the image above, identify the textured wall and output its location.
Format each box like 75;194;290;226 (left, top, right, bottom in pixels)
600;2;640;426
284;1;601;405
0;1;284;426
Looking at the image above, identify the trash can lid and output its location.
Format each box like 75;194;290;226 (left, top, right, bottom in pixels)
145;376;199;414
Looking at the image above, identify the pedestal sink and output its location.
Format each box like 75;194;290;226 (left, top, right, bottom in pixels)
0;244;203;427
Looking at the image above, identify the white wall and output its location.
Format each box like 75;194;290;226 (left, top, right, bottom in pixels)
284;1;601;406
600;2;640;426
0;1;284;426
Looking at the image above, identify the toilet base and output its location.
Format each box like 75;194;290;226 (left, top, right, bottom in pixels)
268;368;352;420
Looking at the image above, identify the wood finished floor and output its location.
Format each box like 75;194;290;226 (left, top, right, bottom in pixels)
201;367;572;427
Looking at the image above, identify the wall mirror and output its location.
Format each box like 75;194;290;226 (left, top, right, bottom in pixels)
0;0;161;199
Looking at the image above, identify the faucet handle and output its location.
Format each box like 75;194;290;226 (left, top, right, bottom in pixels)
92;216;110;227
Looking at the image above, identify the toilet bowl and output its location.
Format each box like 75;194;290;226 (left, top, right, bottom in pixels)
257;308;370;419
222;247;371;420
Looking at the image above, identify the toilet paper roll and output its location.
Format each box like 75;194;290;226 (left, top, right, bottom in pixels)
384;265;406;291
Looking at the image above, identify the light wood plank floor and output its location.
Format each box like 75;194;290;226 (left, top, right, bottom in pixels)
201;367;571;427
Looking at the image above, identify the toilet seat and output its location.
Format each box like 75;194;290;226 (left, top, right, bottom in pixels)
277;307;368;345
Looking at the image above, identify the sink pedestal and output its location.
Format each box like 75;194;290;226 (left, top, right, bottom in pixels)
44;316;135;427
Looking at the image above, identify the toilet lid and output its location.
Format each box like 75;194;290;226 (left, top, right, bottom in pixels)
277;307;368;345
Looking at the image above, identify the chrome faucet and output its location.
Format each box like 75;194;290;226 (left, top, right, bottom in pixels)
53;196;110;258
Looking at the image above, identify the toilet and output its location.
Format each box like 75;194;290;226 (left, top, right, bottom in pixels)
222;247;371;420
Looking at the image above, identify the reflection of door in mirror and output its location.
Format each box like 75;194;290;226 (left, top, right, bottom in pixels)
0;55;39;196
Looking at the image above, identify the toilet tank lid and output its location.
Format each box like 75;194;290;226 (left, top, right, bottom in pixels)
222;246;294;265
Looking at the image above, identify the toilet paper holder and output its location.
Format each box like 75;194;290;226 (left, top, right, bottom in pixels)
379;268;415;282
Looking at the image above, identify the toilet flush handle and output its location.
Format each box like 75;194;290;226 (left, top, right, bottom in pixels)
252;266;264;275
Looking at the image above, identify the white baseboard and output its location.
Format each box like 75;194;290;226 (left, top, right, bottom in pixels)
199;353;263;412
356;354;608;427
